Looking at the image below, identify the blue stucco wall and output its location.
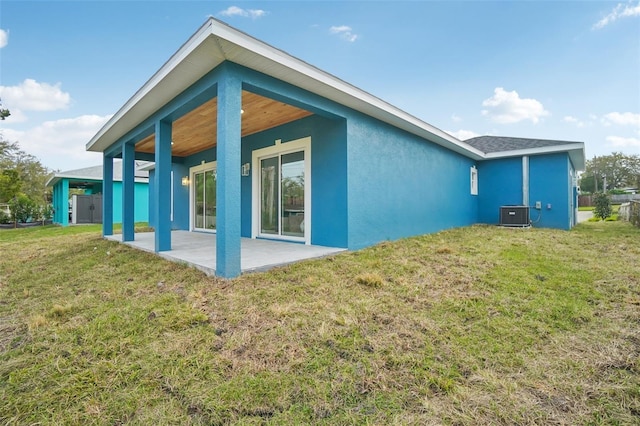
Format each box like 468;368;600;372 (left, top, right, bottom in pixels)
476;153;573;229
172;163;191;230
241;115;348;247
346;113;478;250
106;60;578;263
148;172;155;227
476;157;523;224
52;179;148;225
529;153;571;230
148;168;189;230
165;114;348;247
139;62;485;250
112;181;149;224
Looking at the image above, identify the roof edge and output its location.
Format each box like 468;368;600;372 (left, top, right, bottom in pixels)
46;175;149;188
483;142;586;170
86;19;215;152
85;17;483;160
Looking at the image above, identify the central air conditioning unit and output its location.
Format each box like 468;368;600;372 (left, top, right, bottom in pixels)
499;206;530;227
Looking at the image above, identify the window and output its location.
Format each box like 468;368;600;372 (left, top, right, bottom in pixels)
189;162;217;232
470;166;478;195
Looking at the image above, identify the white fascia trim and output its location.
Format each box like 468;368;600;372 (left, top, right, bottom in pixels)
483;143;585;160
46;175;102;187
46;175;148;187
86;21;215;152
86;18;484;160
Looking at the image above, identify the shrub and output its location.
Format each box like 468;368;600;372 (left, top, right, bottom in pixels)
39;204;54;221
0;209;10;224
9;194;38;223
593;192;612;221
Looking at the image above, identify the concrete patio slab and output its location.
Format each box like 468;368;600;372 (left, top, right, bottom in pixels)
106;231;345;276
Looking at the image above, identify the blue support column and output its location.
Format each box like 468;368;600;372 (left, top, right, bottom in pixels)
61;179;69;227
58;182;63;224
154;119;172;252
216;71;242;278
122;143;135;241
103;155;114;236
53;182;59;224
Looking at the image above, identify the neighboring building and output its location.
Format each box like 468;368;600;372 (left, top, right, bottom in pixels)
85;18;585;278
47;161;149;226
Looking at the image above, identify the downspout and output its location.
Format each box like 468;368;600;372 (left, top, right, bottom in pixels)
522;156;529;206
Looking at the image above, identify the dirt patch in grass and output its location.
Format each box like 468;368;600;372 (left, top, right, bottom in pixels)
0;314;29;354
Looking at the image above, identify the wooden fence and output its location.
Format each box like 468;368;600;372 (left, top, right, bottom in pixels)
579;194;640;207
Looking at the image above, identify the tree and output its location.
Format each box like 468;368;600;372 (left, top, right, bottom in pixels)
9;194;38;223
0;98;9;121
0;136;53;209
593;192;612;220
0;169;22;202
580;152;640;193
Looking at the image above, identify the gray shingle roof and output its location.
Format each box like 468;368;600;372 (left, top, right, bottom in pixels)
465;136;582;154
47;160;151;187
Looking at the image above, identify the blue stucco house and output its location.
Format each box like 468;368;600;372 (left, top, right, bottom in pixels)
86;18;584;278
48;161;149;226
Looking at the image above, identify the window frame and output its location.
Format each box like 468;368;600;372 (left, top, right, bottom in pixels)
470;166;478;196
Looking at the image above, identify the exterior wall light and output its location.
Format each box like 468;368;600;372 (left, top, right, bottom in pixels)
181;176;189;186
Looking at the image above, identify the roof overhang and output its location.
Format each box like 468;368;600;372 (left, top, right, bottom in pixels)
483;142;586;171
46;174;148;187
86;18;484;160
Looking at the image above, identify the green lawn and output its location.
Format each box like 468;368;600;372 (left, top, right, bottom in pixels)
579;204;621;213
1;222;638;424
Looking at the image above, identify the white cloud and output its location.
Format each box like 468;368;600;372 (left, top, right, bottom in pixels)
606;135;640;147
218;6;267;19
1;109;27;123
1;114;112;170
601;111;640;127
481;87;549;124
0;29;8;48
446;129;480;140
330;25;359;42
0;79;71;112
563;115;585;127
451;114;462;122
592;1;640;30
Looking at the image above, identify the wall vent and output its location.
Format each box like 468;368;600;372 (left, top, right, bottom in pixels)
499;206;530;227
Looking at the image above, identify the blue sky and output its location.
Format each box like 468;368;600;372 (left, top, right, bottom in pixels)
1;0;639;172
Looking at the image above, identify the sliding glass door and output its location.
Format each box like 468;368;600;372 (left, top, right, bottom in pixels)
191;163;216;231
260;150;305;239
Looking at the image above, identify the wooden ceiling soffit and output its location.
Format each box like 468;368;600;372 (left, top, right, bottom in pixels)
135;91;313;157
